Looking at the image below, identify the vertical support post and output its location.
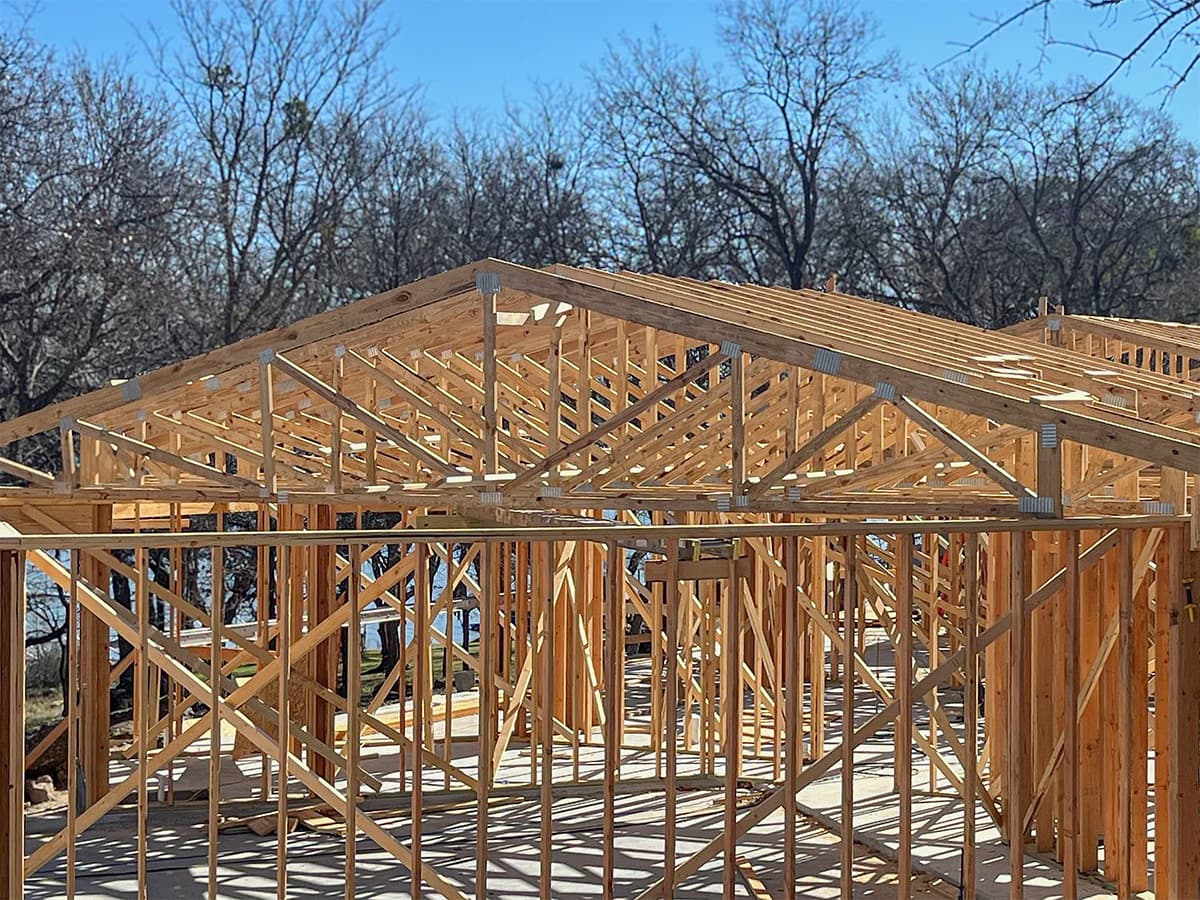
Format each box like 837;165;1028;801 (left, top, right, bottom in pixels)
330;350;344;493
841;535;856;900
59;420;77;488
723;541;744;897
540;542;555;900
1008;531;1028;900
209;512;225;900
345;541;361;900
927;532;940;793
663;539;679;900
312;504;336;782
1062;529;1080;900
730;351;745;497
1167;528;1200;898
963;533;979;900
784;535;799;899
477;540;496;896
257;503;271;801
276;544;291;900
1117;531;1134;900
480;277;499;475
896;534;914;900
66;550;78;900
0;548;25;900
603;542;620;900
259;354;276;493
80;504;112;802
135;544;148;900
412;541;428;900
1154;530;1172;890
811;533;827;754
547;324;563;472
1036;424;1063;518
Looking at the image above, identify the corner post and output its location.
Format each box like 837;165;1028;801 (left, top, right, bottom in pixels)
0;548;25;900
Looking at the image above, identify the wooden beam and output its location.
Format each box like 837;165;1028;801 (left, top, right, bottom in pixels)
507;347;729;491
0;455;54;488
893;397;1035;501
1061;529;1080;900
896;534;913;900
0;261;493;447
0;548;24;900
1167;529;1200;898
270;351;459;476
748;394;883;500
72;418;262;492
482;285;499;473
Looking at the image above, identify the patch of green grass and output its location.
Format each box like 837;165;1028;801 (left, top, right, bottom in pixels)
25;690;63;734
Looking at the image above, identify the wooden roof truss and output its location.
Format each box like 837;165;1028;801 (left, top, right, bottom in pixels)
2;259;1197;525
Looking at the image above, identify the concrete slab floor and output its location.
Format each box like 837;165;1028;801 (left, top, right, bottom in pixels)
21;631;1151;898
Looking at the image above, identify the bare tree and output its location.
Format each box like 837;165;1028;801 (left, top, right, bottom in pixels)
442;86;601;268
592;40;741;277
0;33;194;471
338;105;456;293
860;66;1200;325
595;0;897;289
147;0;398;350
958;1;1200;101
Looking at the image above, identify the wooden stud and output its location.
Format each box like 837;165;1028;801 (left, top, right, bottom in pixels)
1;549;25;900
1167;527;1200;898
482;287;498;474
540;542;555;900
476;541;496;895
1116;531;1133;899
896;534;913;900
1008;532;1027;900
345;541;361;900
840;535;856;900
730;351;746;495
412;541;429;899
209;511;224;900
277;544;291;900
1061;529;1080;900
963;533;979;900
603;541;620;900
663;539;679;900
66;549;78;900
135;543;149;900
723;542;744;897
783;535;799;899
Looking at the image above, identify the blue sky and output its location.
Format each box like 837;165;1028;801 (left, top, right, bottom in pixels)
18;0;1200;137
